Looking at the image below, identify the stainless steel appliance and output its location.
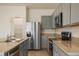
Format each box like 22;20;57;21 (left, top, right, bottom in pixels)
55;12;63;27
61;32;72;41
26;22;40;49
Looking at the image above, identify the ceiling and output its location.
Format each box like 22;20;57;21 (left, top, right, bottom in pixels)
0;3;59;9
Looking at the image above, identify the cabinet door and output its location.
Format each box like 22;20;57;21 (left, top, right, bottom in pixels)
19;39;29;56
24;39;29;56
59;4;62;13
41;35;48;49
52;10;57;28
53;42;68;56
41;16;47;29
47;16;53;29
71;3;79;24
62;3;71;26
53;43;58;56
53;43;55;55
51;14;55;28
56;5;60;16
24;39;29;51
41;16;53;29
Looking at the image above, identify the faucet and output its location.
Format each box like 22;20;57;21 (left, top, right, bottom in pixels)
6;34;15;42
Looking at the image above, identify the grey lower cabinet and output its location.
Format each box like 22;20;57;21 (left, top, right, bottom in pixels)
53;42;68;56
0;53;8;56
41;35;48;50
19;39;29;56
41;16;53;29
0;39;29;56
71;3;79;24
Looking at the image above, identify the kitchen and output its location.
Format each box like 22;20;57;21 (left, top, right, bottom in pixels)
0;3;79;56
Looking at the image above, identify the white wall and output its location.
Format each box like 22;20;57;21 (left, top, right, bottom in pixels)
0;6;26;38
55;26;79;38
29;9;54;22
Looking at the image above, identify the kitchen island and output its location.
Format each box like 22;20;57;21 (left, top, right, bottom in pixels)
0;38;29;56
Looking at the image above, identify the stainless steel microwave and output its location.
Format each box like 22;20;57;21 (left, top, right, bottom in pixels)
55;12;63;27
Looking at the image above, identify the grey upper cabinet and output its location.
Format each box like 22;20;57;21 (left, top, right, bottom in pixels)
56;4;61;16
51;13;55;28
41;16;53;29
52;3;79;28
47;16;53;29
52;3;71;28
71;3;79;24
56;7;59;16
52;10;57;28
62;3;71;26
58;4;62;13
41;16;47;29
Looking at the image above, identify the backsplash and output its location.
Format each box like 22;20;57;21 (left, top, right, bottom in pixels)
55;26;79;38
42;29;55;33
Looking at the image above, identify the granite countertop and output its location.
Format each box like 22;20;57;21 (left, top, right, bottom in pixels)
47;33;61;40
42;33;79;55
0;38;28;54
53;40;79;56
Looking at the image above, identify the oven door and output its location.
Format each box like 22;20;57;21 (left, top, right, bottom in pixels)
49;39;53;56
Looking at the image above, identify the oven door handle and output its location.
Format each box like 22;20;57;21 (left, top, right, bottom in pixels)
49;41;53;44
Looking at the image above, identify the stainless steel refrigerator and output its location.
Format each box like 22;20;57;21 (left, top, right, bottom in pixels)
26;22;40;49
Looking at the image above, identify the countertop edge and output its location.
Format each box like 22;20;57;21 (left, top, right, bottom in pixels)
53;40;79;56
0;38;29;54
